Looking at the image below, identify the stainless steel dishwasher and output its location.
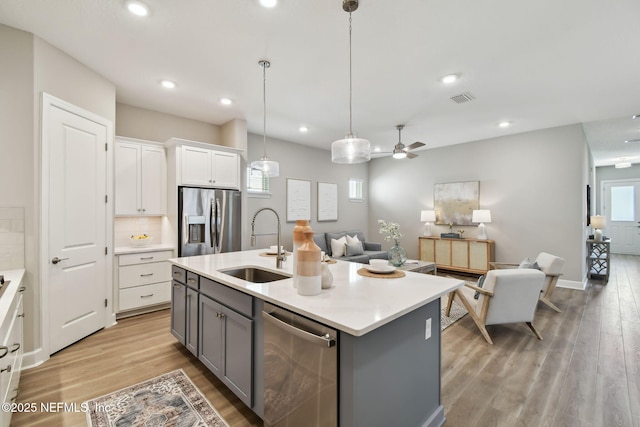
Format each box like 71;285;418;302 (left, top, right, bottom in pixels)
262;302;338;427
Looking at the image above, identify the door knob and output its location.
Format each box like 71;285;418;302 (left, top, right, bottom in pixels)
51;257;69;264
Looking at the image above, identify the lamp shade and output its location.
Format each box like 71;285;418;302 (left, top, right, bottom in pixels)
421;210;436;222
251;157;280;177
472;210;492;224
331;136;371;164
590;215;606;229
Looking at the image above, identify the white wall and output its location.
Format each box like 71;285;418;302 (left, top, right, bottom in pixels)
368;124;590;284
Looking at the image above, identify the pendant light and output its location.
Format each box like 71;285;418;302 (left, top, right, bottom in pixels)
251;59;280;177
331;0;371;164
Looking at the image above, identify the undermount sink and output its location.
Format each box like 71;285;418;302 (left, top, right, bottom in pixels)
219;267;290;283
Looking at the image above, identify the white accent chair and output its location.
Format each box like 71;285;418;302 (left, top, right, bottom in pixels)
491;252;566;312
445;269;546;344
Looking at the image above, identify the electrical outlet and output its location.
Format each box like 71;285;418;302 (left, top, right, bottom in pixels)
425;318;432;340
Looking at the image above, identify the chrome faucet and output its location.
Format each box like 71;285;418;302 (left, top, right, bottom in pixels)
250;207;286;269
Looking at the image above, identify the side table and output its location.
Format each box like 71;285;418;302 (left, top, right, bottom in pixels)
586;239;610;282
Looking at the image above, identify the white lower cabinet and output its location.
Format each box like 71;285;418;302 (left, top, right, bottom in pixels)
0;281;24;427
116;249;173;316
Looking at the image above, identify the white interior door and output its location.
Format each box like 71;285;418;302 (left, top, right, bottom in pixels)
602;180;640;255
44;96;109;354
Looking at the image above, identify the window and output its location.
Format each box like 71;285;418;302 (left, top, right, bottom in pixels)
247;168;270;196
611;186;634;221
349;178;364;202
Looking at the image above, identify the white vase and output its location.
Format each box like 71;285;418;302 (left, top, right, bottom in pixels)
321;262;333;289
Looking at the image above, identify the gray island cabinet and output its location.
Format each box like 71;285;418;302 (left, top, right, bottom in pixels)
169;250;463;427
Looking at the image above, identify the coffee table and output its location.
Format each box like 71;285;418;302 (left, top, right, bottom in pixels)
397;260;437;275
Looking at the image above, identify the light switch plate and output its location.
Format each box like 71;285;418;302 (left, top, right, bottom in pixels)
425;318;432;340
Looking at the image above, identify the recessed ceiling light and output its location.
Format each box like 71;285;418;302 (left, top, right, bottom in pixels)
498;121;511;128
160;80;176;89
299;126;308;133
126;1;149;16
260;0;277;7
440;74;459;84
220;98;233;105
373;147;381;153
615;162;632;168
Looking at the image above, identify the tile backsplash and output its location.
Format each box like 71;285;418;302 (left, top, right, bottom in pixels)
0;207;25;270
114;216;164;247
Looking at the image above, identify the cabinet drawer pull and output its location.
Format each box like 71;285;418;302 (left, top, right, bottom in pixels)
140;256;154;260
140;294;154;298
187;278;197;284
173;283;181;288
140;273;154;277
17;313;25;318
173;271;183;277
0;346;7;358
10;343;20;353
11;388;19;401
19;286;26;293
1;365;11;373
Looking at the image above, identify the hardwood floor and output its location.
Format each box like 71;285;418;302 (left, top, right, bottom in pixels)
12;254;639;426
442;254;640;427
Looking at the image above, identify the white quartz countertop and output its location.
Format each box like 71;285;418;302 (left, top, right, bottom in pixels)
169;250;463;336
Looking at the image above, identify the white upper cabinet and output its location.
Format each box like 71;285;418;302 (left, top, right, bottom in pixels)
115;138;167;216
180;145;239;189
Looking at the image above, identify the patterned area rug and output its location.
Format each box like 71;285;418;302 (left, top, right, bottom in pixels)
85;369;229;427
441;298;468;331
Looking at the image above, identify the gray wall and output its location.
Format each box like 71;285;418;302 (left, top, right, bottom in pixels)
368;124;590;285
244;133;368;251
0;23;116;356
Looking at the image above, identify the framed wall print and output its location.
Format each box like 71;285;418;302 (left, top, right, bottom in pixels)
286;178;311;222
317;182;338;221
434;181;480;225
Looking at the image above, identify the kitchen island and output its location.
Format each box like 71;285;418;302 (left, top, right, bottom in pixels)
169;250;463;427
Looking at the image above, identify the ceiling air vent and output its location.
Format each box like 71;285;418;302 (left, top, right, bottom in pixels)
450;92;475;104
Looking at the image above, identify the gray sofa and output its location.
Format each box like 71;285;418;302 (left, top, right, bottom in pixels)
313;230;388;263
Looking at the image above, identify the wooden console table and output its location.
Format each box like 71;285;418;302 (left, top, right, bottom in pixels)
587;239;610;282
419;236;494;275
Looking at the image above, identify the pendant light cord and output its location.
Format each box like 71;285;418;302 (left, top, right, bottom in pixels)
262;61;268;158
348;12;353;137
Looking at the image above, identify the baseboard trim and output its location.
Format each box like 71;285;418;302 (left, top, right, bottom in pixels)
22;348;47;370
557;278;586;290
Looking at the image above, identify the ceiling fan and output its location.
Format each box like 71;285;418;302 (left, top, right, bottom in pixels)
387;125;425;159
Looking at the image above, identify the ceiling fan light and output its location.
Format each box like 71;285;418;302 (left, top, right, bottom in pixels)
392;150;407;159
331;136;371;164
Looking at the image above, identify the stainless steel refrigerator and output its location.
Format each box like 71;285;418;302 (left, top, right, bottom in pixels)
178;186;241;257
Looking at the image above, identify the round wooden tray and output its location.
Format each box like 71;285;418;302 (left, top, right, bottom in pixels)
357;268;406;279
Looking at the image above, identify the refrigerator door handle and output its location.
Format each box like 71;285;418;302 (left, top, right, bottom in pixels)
214;197;223;253
214;199;218;254
183;214;189;245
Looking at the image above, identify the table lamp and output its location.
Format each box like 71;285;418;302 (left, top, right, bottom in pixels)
420;210;436;236
590;215;606;241
472;210;492;240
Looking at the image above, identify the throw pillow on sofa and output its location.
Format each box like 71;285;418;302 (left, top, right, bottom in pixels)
345;240;364;256
331;236;348;257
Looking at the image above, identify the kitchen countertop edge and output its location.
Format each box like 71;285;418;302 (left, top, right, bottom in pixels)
168;250;463;336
